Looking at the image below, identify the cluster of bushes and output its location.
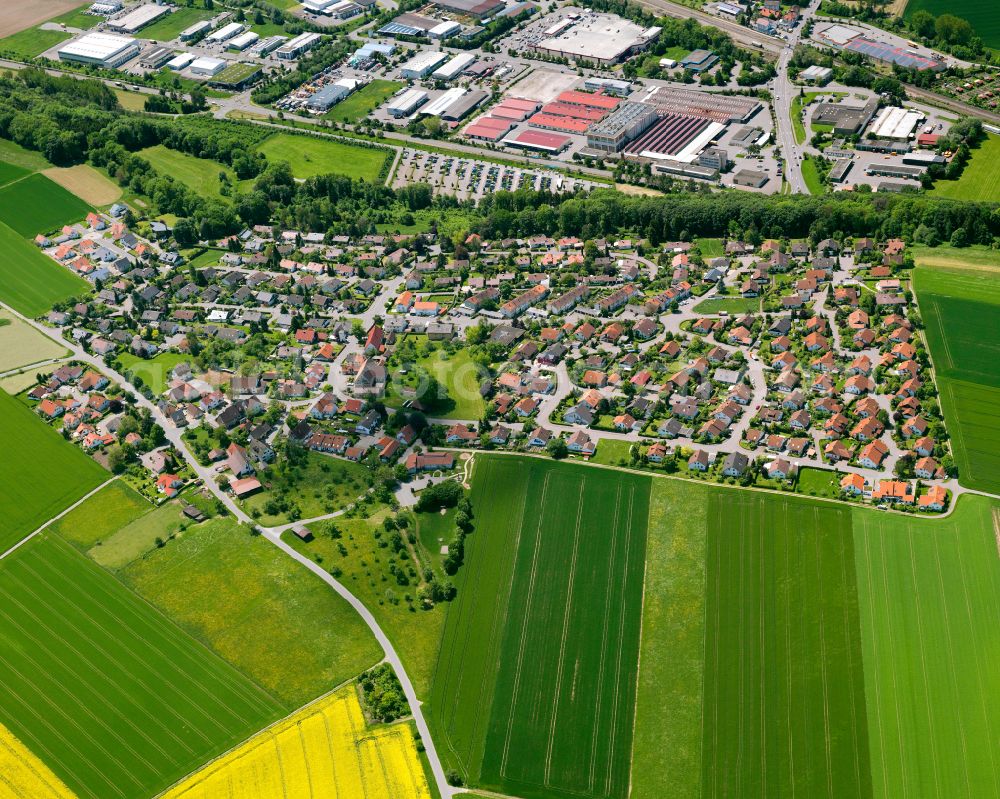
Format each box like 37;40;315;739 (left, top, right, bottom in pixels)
359;663;409;722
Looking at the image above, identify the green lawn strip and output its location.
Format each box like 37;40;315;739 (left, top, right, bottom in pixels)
853;495;1000;799
0;389;106;551
282;511;447;699
692;296;761;314
48;479;152;550
239;451;377;526
121;516;382;709
255;132;389;182
476;458;650;799
702;491;872;798
930;134;1000;202
631;480;708;799
0;27;71;60
0;533;284;799
116;351;191;395
325;80;405;124
138;7;214;41
802;155;825;194
0;172;91;236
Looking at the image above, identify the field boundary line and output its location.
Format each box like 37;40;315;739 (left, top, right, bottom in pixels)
0;476;115;561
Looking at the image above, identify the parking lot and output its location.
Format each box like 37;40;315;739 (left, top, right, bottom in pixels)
391;149;599;199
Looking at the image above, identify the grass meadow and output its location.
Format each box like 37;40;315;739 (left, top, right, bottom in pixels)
914;260;1000;493
117;351;191;394
930;135;1000;202
137;145;247;201
702;491;872;799
692;296;761;314
42;164;122;206
0;159;31;187
0;534;284;799
139;7;215;41
0;309;68;373
386;348;487;420
0;221;89;317
853;496;1000;799
48;479;152;550
432;456;649;799
0;27;70;59
0;389;106;551
255;133;390;182
0;172;91;236
325;80;404;124
122;517;382;708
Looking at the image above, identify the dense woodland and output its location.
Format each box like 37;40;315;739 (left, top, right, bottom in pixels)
2;70;1000;248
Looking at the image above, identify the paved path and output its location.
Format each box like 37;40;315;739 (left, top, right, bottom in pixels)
0;300;457;799
0;476;116;560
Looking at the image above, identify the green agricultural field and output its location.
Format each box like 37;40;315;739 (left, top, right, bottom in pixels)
117;351;191;394
239;451;376;526
137;145;243;201
326;80;405;123
854;496;1000;799
48;479;152;550
0;534;284;799
138;7;214;41
89;501;186;569
255;133;390;182
122;516;382;708
0;172;91;236
930;134;1000;202
0;221;89;316
0;27;70;60
0;138;52;171
692;296;761;314
703;491;872;798
283;510;447;699
914;261;1000;493
0;308;68;373
0;389;106;552
905;0;1000;49
0;159;30;187
386;348;487;419
432;456;649;799
632;480;709;799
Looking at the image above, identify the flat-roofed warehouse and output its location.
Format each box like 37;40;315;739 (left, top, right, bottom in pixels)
586;101;658;152
829;158;853;183
432;0;504;18
432;52;477;80
276;31;321;59
400;50;449;78
811;97;879;136
533;14;661;66
106;3;171;33
624;112;725;163
642;86;761;123
387;88;428;117
440;89;488;121
868;106;923;140
58;32;139;68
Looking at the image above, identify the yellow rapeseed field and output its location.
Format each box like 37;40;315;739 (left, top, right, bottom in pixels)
163;686;432;799
0;723;77;799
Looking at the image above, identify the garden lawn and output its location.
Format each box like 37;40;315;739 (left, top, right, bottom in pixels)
802;155;824;194
0;27;70;59
914;261;1000;493
387;348;487;420
139;7;214;41
853;496;1000;799
240;451;376;526
702;491;872;798
326;80;405;123
0;309;68;373
137;145;241;201
694;237;723;258
255;133;389;182
631;480;708;799
797;465;842;499
117;351;191;395
415;506;457;573
0;172;91;236
692;296;761;314
122;516;381;709
432;456;649;799
0;389;106;552
0;533;284;799
930;134;1000;202
48;479;152;550
588;437;634;466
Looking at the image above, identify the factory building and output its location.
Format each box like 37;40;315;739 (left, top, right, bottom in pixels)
350;41;395;65
206;22;245;44
250;35;288;56
534;14;660;66
865;163;924;179
89;1;123;15
440;89;488;121
276;32;322;60
58;33;139;69
585;102;658;153
583;77;631;96
432;52;476;81
828;158;853;183
138;45;174;70
106;3;171;33
428;20;463;39
679;49;718;73
400;50;449;78
306;79;359;112
732;169;769;188
228;31;260;51
432;0;505;19
167;52;195;70
180;20;212;41
387;88;429;117
189;56;227;77
868;106;923;140
811;97;880;136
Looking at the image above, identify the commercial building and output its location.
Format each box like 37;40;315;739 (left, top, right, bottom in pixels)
901;152;945;167
505;128;571;153
276;32;322;59
583;77;631;96
180;20;212;41
586;101;658;153
106;3;171;33
799;65;832;84
250;35;288;56
206;22;245;44
138;45;174;69
441;89;488;121
305;79;359;111
697;146;729;171
533;14;660;66
228;31;260;51
679;49;718;73
732;168;769;188
432;0;504;19
652;161;719;181
57;33;139;69
868;106;923;140
490;96;539;120
432;52;476;80
400;50;449;78
304;0;367;14
464;115;514;140
387;88;428;117
350;41;395;65
828;158;853;183
429;20;463;39
90;0;123;14
812;97;879;136
422;87;469;117
189;56;227;77
167;52;195;70
865;163;924;179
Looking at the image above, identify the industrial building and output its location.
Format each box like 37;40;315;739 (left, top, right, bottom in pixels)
306;79;359;111
167;52;195;70
464;115;514;140
276;32;322;60
432;52;476;80
387;88;429;117
864;163;924;179
644;86;761;123
441;90;488;121
652;161;719;181
902;152;945;167
206;22;245;44
58;33;139;69
697;147;729;171
533;14;660;66
250;35;288;56
180;20;212;41
679;49;718;73
429;20;462;39
732;168;769;188
106;3;171;33
829;158;853;183
189;56;227;77
489;96;539;121
350;41;395;65
624;112;725;163
304;0;368;15
811;97;879;136
432;0;505;19
799;65;832;84
138;45;174;70
228;31;260;51
868;106;923;140
586;101;658;152
90;0;123;14
504;128;571;153
583;77;631;96
400;50;450;78
422;87;469;117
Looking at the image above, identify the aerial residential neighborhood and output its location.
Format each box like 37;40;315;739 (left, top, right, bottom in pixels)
0;0;998;797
